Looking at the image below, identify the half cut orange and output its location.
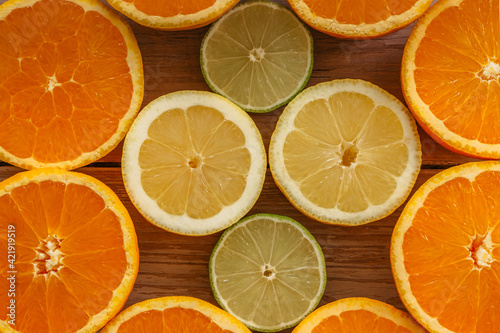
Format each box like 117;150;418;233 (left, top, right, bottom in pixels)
392;161;500;332
102;296;251;332
402;0;500;159
0;168;139;332
287;0;433;38
107;0;240;30
292;297;426;332
0;0;144;170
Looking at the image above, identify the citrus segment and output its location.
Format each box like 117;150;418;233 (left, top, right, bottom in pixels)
287;0;433;38
0;0;143;170
201;0;313;113
402;0;500;158
292;298;426;332
122;91;266;235
270;79;421;225
392;161;500;333
101;296;251;332
209;213;326;332
107;0;239;30
0;168;139;333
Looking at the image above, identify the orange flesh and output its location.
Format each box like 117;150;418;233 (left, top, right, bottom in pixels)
303;0;419;24
402;170;500;333
311;309;412;332
116;307;234;332
413;0;500;143
122;0;216;17
0;0;133;164
0;179;127;332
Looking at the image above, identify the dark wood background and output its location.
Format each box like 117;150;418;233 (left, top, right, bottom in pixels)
0;0;481;331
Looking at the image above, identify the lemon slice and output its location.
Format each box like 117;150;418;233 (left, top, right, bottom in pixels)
200;0;313;113
209;213;326;332
269;79;422;226
122;91;266;235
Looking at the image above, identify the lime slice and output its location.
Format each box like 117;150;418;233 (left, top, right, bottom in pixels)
200;0;314;113
209;213;326;332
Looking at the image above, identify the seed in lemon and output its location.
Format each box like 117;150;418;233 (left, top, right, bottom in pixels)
122;91;267;236
269;79;422;226
200;0;313;113
209;213;326;332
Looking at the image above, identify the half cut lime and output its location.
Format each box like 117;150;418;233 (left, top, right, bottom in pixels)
209;213;326;332
201;0;314;113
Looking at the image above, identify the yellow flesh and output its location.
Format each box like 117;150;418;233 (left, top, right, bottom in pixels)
203;3;311;109
138;105;250;219
283;92;409;213
213;217;323;327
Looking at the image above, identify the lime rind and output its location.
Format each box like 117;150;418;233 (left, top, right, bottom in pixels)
200;0;314;113
209;213;327;332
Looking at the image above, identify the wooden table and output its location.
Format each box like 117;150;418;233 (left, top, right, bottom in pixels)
0;0;481;331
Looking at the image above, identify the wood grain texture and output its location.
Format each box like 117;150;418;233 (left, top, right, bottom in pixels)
0;0;483;331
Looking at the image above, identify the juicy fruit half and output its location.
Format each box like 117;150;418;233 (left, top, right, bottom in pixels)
287;0;433;38
107;0;239;30
270;79;421;226
102;296;251;333
0;0;144;170
402;0;500;159
292;297;426;332
201;0;314;113
209;213;327;332
122;91;266;236
392;161;500;333
0;168;139;333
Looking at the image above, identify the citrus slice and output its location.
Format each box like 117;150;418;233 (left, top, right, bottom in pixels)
269;79;422;226
0;0;143;170
0;168;139;333
209;213;327;332
402;0;500;159
292;297;427;332
101;296;251;332
107;0;239;30
200;0;314;113
122;90;267;236
286;0;433;39
392;161;500;333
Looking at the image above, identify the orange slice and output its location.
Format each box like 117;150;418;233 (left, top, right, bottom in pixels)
392;161;500;333
107;0;239;30
292;297;426;332
101;296;251;332
0;0;144;170
0;168;139;333
402;0;500;159
286;0;433;38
